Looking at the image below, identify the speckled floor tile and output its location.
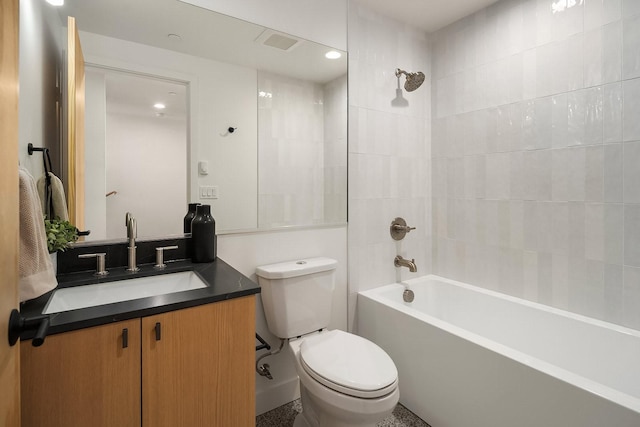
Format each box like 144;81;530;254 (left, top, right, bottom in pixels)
256;400;431;427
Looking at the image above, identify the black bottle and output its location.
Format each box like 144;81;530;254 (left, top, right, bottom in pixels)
183;203;201;233
191;204;216;263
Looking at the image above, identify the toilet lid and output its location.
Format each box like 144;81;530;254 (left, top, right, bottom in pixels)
299;330;398;398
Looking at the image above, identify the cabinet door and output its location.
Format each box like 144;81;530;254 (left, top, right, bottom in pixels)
21;319;141;427
142;296;255;427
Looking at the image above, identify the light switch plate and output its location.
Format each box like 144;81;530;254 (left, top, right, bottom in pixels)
199;185;218;199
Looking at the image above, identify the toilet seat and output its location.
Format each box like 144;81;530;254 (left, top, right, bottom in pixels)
298;330;398;399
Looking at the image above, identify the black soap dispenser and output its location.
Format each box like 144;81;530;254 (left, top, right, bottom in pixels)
191;204;216;263
183;203;201;233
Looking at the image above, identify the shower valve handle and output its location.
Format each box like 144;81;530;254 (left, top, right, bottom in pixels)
393;224;416;232
390;217;416;240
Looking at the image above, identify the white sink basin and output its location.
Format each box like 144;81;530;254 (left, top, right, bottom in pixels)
43;271;208;314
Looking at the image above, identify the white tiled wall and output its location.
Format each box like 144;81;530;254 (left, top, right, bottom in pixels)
258;71;326;228
323;75;349;224
257;72;347;228
348;1;432;329
431;0;640;329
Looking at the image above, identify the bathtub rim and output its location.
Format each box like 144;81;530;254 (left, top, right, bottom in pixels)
358;274;640;415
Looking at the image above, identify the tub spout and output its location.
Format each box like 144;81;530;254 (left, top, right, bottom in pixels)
394;255;417;272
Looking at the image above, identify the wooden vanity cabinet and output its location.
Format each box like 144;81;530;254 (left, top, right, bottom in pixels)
20;318;141;427
21;296;256;427
142;296;256;427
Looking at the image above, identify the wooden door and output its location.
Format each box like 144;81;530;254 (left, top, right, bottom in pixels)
0;0;21;425
20;320;141;427
142;296;256;427
66;16;85;230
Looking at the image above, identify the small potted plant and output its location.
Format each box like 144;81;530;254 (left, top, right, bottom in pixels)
45;218;79;272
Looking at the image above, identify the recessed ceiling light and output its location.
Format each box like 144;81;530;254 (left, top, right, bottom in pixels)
154;103;166;109
46;0;64;5
168;34;182;41
325;51;342;59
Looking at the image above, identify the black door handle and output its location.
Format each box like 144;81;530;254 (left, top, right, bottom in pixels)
155;322;161;341
122;328;129;348
7;309;50;347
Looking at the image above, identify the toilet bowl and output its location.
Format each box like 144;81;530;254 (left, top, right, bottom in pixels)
256;258;400;427
289;330;399;427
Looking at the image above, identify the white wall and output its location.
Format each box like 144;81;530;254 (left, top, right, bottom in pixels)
79;31;258;232
347;1;432;330
18;0;63;178
431;0;640;330
84;69;107;239
105;112;186;238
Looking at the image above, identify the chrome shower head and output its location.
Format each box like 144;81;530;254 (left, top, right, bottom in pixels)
395;68;425;92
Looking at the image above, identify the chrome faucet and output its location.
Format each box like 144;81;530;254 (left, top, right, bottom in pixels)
125;212;139;272
394;255;417;272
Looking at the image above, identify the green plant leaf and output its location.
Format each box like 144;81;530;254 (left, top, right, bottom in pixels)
44;218;79;253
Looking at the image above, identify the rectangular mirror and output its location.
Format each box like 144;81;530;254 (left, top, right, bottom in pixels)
53;0;347;240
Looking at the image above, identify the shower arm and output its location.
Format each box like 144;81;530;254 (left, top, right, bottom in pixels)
395;68;409;78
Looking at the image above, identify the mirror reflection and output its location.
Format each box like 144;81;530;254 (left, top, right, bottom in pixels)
57;0;347;240
84;68;188;240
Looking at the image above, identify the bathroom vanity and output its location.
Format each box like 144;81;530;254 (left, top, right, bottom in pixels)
18;252;260;427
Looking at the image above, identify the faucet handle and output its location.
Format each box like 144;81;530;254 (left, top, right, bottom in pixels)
154;245;179;269
78;253;108;276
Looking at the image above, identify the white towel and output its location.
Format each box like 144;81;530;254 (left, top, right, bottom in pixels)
37;171;69;221
19;167;58;302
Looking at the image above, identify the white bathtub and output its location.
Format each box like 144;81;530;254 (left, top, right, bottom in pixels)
357;275;640;427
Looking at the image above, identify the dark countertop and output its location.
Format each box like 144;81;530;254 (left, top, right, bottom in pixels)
19;257;260;340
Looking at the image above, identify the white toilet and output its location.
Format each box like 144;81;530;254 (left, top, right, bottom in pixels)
256;257;399;427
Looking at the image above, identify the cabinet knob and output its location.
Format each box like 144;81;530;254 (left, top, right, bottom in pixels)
155;322;162;341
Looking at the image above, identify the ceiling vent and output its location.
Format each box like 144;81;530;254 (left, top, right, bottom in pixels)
255;29;303;52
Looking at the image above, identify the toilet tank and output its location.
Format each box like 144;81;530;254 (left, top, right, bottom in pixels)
256;258;337;339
